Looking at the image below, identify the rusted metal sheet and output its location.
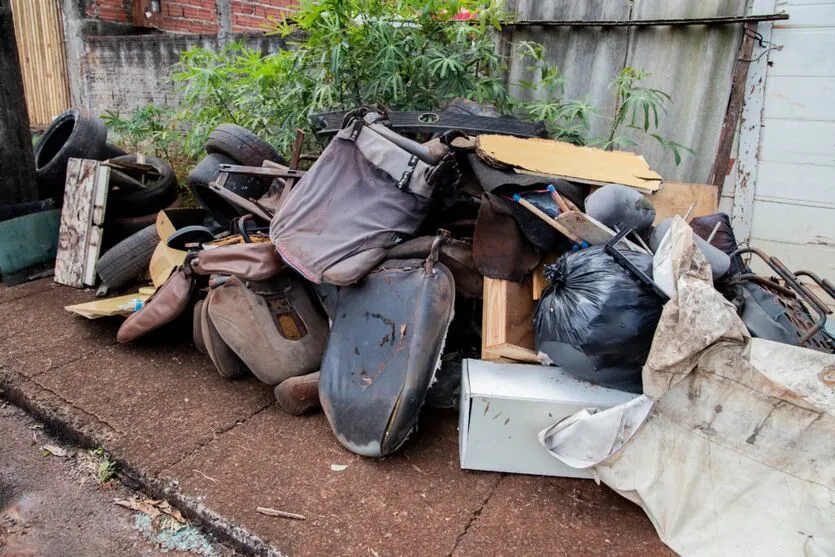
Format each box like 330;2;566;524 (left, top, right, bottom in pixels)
505;0;630;140
54;158;109;288
505;0;747;182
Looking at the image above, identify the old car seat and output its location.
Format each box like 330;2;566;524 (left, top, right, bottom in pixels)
319;246;455;457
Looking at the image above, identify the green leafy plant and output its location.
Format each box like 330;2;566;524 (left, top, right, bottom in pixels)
168;0;690;164
101;105;180;159
172;0;510;156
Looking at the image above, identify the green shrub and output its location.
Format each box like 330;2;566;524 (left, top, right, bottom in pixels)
165;0;690;163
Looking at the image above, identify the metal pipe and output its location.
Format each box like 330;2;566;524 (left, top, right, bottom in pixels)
504;13;789;28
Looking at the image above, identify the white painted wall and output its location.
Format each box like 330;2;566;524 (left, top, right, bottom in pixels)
746;0;835;280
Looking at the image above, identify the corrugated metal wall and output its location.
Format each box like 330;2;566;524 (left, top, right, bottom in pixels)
504;0;747;182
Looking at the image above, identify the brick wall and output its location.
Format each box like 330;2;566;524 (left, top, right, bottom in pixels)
85;0;130;23
230;1;295;32
85;0;297;34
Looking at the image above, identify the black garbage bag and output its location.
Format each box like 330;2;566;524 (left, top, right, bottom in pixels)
533;246;664;392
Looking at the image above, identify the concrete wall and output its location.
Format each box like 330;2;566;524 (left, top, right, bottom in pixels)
76;32;286;115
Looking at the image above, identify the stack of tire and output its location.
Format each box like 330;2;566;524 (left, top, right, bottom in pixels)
187;124;286;227
96;124;285;293
34;107;179;247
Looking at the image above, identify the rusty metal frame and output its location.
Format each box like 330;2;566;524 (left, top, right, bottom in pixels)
503;13;789;28
730;247;833;346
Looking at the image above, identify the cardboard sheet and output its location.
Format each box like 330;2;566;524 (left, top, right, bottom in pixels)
65;290;153;319
475;135;662;192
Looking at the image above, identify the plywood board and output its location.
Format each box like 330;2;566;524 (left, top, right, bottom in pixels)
54;159;109;288
481;277;536;362
476;135;662;192
649;182;719;224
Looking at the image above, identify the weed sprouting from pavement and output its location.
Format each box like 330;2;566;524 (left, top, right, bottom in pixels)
89;448;117;485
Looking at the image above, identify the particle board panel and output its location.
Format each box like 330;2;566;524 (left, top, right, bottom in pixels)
475;135;662;192
54;159;109;288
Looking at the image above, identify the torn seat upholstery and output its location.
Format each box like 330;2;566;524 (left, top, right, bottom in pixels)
270;117;457;285
319;253;455;457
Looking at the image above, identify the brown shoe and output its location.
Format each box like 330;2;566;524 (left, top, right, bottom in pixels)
274;371;321;416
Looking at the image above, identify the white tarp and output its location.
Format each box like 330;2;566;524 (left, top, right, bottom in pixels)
540;217;835;557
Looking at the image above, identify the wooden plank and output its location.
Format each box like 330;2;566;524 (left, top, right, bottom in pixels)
650;181;719;224
54;159;109;288
481;277;536;362
476;134;662;192
532;254;558;300
709;22;756;189
553;211;648;253
486;343;540;364
732;0;776;244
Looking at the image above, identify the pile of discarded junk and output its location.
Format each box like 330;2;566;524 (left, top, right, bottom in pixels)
9;104;834;555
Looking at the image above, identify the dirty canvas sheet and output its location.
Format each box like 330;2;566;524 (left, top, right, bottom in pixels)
539;218;835;557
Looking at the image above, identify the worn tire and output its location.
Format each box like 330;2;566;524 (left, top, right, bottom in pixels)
102;195;182;250
188;153;266;226
205;124;286;174
34;108;108;199
106;154;178;218
101;143;128;159
96;224;159;290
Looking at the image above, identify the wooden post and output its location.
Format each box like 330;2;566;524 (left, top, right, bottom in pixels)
0;0;38;204
708;22;757;192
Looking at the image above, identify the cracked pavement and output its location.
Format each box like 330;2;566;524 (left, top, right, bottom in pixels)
0;403;231;557
0;280;672;556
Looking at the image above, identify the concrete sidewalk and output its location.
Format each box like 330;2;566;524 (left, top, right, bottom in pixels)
0;280;672;556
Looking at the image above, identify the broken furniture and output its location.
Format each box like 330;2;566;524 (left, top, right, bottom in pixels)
54;158;110;288
729;246;834;351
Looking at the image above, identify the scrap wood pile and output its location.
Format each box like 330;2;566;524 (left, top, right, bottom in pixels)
18;103;835;555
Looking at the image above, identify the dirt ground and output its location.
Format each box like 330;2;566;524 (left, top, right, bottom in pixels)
0;402;231;557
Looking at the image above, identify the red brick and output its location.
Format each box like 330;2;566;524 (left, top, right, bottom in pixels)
182;6;213;19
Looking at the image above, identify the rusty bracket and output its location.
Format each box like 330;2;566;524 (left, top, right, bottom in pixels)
217;164;306;179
